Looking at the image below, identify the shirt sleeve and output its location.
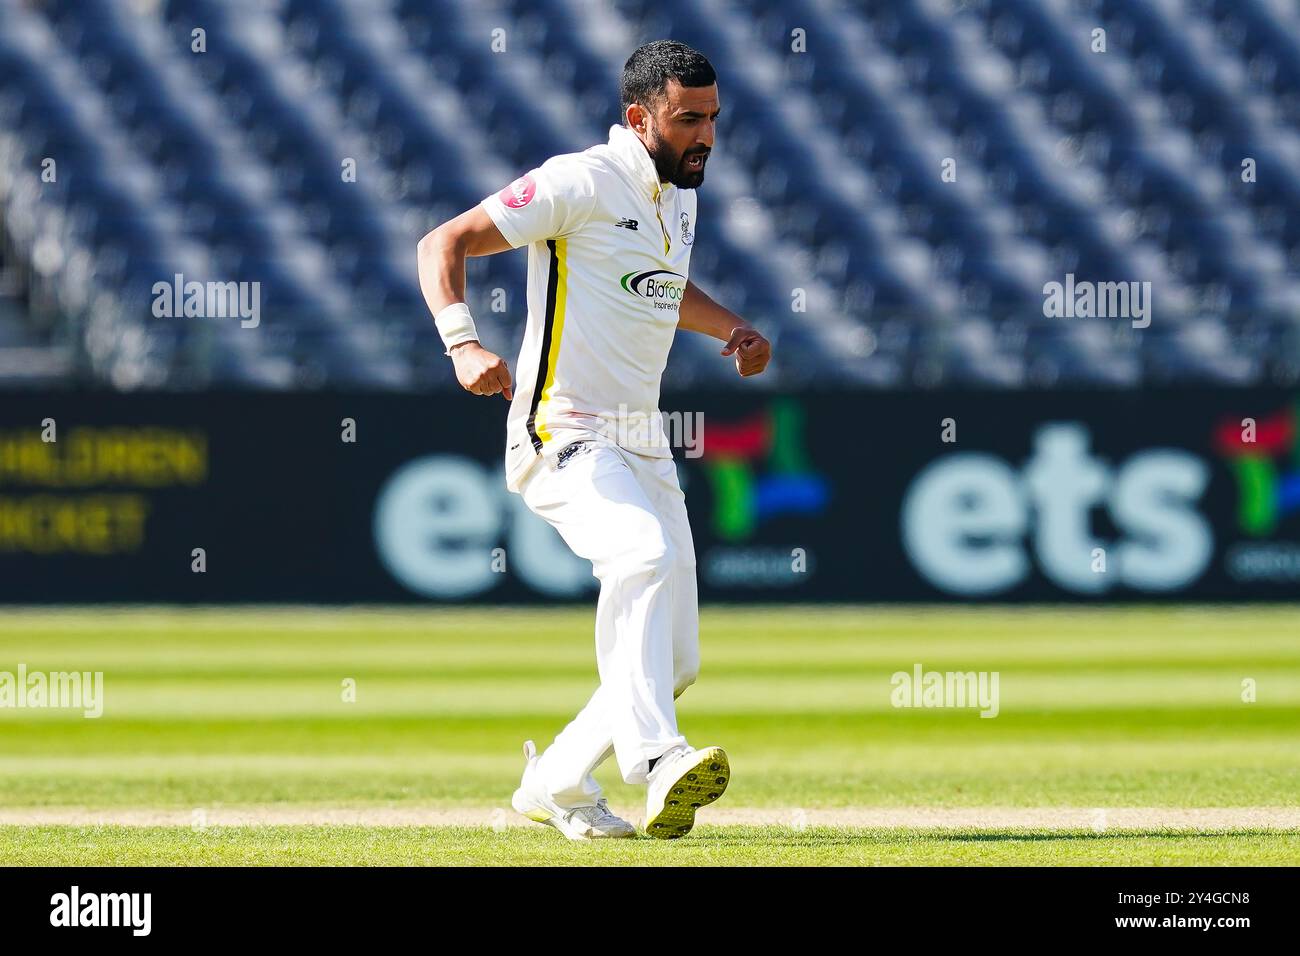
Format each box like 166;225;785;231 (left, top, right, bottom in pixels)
480;157;598;249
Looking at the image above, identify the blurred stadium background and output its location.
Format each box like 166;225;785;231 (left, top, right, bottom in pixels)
1;0;1299;865
2;0;1299;390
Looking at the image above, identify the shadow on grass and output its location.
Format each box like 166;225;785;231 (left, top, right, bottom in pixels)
936;829;1296;843
679;826;1299;849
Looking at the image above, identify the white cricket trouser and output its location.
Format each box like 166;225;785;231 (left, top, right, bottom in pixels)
516;439;700;804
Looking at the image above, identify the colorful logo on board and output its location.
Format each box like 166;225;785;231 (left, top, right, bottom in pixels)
699;399;830;541
1213;401;1300;535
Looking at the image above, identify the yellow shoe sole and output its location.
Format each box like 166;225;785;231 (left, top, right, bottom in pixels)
645;746;730;839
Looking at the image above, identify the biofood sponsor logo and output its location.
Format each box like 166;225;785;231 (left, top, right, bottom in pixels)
620;270;686;310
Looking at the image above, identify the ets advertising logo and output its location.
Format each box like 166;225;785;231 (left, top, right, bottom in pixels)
902;423;1213;595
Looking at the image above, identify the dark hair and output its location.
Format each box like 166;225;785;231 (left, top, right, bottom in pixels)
620;40;716;117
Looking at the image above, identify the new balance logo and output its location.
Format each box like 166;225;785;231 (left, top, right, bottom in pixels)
614;218;639;231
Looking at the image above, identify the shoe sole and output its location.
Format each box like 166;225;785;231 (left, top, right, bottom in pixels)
512;788;554;824
511;788;635;840
645;746;730;839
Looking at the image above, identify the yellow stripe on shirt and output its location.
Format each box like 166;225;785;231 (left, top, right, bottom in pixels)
534;238;568;444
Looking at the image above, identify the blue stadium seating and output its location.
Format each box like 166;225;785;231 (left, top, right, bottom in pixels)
0;0;1297;388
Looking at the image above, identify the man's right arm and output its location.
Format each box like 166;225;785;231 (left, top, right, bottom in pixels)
416;206;515;399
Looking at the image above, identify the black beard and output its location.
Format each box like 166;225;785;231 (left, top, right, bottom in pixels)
647;130;708;189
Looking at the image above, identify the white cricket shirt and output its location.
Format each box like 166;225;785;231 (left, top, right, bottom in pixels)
481;124;698;491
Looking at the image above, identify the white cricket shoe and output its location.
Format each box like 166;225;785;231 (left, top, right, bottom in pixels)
510;740;636;840
644;745;730;839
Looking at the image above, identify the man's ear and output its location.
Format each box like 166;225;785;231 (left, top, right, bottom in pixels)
626;102;650;136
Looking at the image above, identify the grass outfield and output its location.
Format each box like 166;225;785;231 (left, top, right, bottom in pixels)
0;605;1297;865
4;825;1299;866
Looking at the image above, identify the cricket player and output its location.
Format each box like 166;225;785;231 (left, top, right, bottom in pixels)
416;41;771;839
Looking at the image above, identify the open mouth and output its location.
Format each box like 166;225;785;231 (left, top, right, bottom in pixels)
685;152;708;171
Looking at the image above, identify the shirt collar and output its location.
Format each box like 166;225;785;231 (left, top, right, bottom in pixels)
607;123;669;201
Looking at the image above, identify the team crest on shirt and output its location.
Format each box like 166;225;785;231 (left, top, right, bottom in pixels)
497;174;536;209
680;212;694;245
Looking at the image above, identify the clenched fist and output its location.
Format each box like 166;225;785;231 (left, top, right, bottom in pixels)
720;326;772;377
450;341;514;399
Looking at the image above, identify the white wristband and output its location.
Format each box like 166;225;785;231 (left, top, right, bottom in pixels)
434;302;479;355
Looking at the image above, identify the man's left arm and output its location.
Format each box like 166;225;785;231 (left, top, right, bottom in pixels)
678;279;772;377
